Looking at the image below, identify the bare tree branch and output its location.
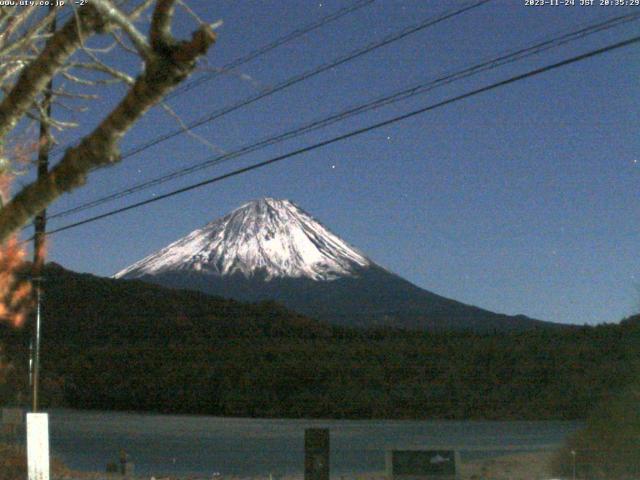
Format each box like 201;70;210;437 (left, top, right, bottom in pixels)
90;0;153;61
151;0;177;49
159;100;225;154
0;8;56;58
70;61;136;84
0;6;109;138
129;0;156;19
0;4;216;241
111;30;143;57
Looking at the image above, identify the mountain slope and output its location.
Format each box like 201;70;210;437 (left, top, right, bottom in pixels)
30;262;334;347
117;198;555;332
5;264;631;421
116;198;369;281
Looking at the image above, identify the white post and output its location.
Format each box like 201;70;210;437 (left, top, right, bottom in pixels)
26;413;50;480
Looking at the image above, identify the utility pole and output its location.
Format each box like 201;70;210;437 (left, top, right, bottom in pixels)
31;3;56;413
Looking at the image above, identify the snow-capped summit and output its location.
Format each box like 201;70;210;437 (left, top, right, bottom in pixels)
115;198;370;281
115;198;553;332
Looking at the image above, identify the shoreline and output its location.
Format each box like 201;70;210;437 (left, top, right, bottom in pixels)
51;451;556;480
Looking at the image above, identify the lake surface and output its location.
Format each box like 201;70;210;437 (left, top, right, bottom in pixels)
46;410;581;477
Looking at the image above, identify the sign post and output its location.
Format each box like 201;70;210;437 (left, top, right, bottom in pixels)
27;413;50;480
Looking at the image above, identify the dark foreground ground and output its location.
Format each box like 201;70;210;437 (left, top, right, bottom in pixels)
1;442;557;480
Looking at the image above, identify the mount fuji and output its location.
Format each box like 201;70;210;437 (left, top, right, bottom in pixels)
115;198;553;332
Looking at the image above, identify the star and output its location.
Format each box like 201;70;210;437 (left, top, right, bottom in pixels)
331;164;336;169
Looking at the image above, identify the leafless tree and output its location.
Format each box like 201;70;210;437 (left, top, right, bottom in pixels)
0;1;217;242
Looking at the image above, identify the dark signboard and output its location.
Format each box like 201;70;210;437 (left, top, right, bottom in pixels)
304;428;329;480
387;450;458;478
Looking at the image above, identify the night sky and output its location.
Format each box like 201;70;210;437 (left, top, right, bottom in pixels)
29;0;640;326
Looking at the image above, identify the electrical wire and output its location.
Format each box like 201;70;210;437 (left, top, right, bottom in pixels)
47;10;640;222
166;0;376;100
82;0;492;162
46;0;375;157
40;34;640;239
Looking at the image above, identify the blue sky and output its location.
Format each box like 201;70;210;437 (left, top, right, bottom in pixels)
30;0;640;325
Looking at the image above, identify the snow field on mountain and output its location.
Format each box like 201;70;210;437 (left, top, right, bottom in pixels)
115;198;370;281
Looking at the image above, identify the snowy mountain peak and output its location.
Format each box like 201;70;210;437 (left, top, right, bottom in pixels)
115;198;371;281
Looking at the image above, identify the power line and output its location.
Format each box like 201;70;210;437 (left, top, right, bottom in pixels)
42;34;640;238
47;0;375;158
47;11;640;222
166;0;376;100
93;0;492;161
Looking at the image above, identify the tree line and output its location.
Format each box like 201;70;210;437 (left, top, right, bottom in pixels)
0;265;636;421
